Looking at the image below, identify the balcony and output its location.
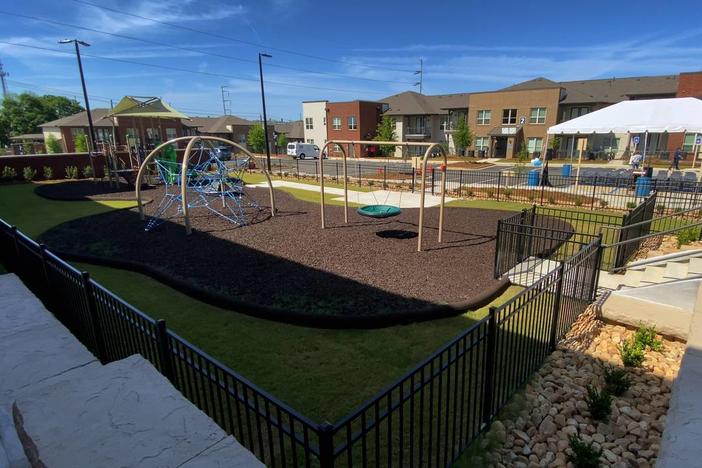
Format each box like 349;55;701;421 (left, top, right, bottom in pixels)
405;127;431;139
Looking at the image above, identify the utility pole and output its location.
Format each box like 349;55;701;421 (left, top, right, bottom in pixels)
258;52;272;172
414;58;423;94
0;60;8;98
220;85;231;115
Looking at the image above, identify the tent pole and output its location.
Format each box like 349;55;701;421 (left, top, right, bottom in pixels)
575;134;583;188
569;135;575;165
642;130;649;165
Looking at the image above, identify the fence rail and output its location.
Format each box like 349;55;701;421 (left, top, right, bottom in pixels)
0;214;603;467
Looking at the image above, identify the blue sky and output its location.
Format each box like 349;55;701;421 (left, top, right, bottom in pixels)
1;0;701;121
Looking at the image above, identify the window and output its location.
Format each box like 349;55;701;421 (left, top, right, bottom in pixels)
475;137;489;150
502;109;517;125
529;107;546;124
683;133;698;152
165;128;177;141
126;128;140;146
95;128;114;144
305;117;313;130
565;106;591;120
307;139;314;144
477;110;491;125
239;133;246;145
70;128;85;137
146;128;161;146
527;137;543;153
348;116;357;130
332;117;341;130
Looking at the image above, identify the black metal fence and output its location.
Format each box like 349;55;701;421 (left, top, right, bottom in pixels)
261;158;702;213
1;217;602;467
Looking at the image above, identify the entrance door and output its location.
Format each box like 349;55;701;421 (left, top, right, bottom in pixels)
494;137;508;158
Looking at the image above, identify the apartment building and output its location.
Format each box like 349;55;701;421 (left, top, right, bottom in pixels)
325;100;385;156
301;100;327;146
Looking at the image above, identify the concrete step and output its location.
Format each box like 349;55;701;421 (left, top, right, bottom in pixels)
641;265;667;284
622;269;645;287
665;261;690;280
689;257;702;275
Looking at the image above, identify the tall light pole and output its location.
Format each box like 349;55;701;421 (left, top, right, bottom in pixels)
258;52;272;172
59;39;97;167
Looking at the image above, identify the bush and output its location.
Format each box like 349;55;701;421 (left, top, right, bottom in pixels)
82;164;94;179
547;195;556;205
527;193;535;202
585;385;612;421
42;166;53;180
22;166;36;182
45;134;62;154
466;189;474;197
486;189;494;198
73;134;89;152
634;324;663;352
626;201;637;209
677;228;700;248
599;199;609;209
618;339;645;367
503;188;513;199
567;434;602;468
65;165;79;179
603;367;631;397
574;196;584;207
656;204;666;215
2;166;17;180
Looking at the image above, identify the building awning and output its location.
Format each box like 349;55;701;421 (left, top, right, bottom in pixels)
105;96;190;120
10;133;45;141
488;126;522;137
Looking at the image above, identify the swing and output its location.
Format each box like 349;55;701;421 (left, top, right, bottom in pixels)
356;146;403;219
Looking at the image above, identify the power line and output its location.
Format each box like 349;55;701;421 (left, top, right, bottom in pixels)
72;0;416;74
0;41;383;95
0;10;414;86
0;60;9;98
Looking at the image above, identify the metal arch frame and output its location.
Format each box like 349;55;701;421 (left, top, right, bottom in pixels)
319;140;447;252
135;135;277;235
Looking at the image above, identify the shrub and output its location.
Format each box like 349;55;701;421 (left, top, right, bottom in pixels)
73;134;89;152
82;164;94;179
626;201;637;209
585;385;612;421
677;228;700;248
466;189;474;197
486;189;494;198
547;195;556;205
618;339;645;367
2;166;17;180
656;204;666;215
42;166;53;180
567;434;602;468
64;165;79;179
45;134;62;154
599;199;609;209
574;196;584;207
603;367;631;397
634;324;663;352
503;188;513;199
22;166;36;182
527;193;535;202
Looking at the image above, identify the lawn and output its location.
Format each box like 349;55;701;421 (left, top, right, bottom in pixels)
0;180;519;422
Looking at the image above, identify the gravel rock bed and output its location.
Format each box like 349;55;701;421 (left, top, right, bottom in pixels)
481;309;684;467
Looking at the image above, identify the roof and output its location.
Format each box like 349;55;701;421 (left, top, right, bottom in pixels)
558;75;678;104
381;91;469;115
274;120;304;139
498;77;562;92
10;133;44;140
39;108;114;128
548;97;702;134
184;115;254;133
107;96;189;119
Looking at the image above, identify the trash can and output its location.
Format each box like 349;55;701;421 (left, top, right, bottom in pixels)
562;164;572;177
528;169;540;187
635;176;652;197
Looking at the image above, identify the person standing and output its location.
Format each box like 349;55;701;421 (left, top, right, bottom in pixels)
672;147;683;170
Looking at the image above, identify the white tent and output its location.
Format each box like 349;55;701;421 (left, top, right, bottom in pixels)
545;97;702;181
548;97;702;135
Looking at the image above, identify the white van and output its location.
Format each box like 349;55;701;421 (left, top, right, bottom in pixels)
287;142;320;160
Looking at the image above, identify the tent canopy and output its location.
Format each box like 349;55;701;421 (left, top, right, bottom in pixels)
548;97;702;135
106;96;190;120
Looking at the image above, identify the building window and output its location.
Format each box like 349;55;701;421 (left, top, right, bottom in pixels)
239;133;246;145
477;110;491;125
527;137;543;153
348;116;357;130
332;117;341;130
565;106;591;120
126;128;140;146
502;109;517;125
529;107;546;124
475;137;489;150
683;133;697;152
305;117;313;130
165;128;177;141
95;128;114;144
146;128;161;147
307;139;314;144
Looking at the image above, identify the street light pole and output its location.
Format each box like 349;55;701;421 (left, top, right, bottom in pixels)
258;52;272;172
59;39;97;156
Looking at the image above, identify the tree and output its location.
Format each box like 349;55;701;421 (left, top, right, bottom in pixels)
45;134;62;153
247;124;266;153
452;117;474;156
374;116;396;156
0;93;83;146
74;134;88;152
277;133;288;153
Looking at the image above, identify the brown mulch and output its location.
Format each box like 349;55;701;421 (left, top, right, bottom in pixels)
38;184;571;320
34;180;156;201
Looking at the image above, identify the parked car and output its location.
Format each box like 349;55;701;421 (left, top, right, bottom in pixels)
287;142;321;159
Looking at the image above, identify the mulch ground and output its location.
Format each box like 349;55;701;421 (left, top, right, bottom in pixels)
38;182;570;321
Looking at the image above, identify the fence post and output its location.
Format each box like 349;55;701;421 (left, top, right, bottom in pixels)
296;158;300;179
315;161;319;181
592;234;604;301
590;176;598;210
278;158;283;177
411;167;415;193
80;271;108;364
336;162;339;182
517;209;528;262
383;165;387;189
548;262;566;351
482;307;498;426
459;170;464;197
358;163;361;187
156;319;175;383
496;172;501;201
431;166;435;195
494;220;502;279
318;422;335;468
540;178;545;205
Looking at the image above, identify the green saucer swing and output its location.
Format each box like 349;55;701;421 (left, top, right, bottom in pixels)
357;204;402;218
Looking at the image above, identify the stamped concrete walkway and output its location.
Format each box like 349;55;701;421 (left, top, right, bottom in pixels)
0;273;261;467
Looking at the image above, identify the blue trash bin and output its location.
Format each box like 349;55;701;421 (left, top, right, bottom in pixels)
635;176;652;197
528;170;540;187
562;164;572;177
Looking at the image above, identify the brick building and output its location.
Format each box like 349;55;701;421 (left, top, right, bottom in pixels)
325;100;385;157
